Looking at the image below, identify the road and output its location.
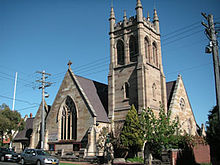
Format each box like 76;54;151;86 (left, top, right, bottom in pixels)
0;161;20;165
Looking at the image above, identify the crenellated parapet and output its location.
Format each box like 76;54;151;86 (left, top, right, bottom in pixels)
113;15;158;35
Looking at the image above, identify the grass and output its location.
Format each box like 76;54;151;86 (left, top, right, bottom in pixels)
126;157;144;163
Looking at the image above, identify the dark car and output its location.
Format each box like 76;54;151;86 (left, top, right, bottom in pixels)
0;147;20;162
21;149;59;165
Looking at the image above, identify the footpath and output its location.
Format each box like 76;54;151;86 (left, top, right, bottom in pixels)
60;161;93;165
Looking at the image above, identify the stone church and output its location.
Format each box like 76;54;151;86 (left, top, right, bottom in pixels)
13;0;198;157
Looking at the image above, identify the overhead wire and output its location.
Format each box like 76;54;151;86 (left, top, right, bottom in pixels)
0;19;214;112
0;94;39;106
166;62;212;76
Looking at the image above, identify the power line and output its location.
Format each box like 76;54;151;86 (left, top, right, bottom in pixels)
162;29;203;46
0;71;36;88
166;62;212;75
162;25;201;41
162;21;201;38
16;105;39;112
0;94;39;106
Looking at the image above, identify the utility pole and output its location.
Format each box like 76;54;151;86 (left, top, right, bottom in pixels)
202;13;220;121
36;70;52;150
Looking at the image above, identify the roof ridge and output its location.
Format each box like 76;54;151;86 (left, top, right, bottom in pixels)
75;74;107;85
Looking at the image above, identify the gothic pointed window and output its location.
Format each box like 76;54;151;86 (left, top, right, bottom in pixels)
117;40;125;65
152;42;158;66
129;36;138;62
144;37;150;61
60;96;77;140
179;98;185;111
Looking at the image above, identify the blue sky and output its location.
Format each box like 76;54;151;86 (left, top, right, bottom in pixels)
0;0;219;127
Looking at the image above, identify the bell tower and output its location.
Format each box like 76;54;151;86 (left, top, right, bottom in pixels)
108;0;167;129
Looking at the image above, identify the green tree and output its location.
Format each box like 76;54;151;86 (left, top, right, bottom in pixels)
140;105;181;158
0;105;25;146
0;103;9;110
206;106;220;162
120;105;144;157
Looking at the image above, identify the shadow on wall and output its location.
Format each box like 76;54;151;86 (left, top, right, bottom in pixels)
176;146;198;165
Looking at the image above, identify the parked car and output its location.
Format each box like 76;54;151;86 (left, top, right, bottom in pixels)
21;148;59;165
0;147;20;162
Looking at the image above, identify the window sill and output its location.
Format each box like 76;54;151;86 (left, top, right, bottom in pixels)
123;98;129;102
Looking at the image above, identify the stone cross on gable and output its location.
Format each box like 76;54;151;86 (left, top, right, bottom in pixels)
68;60;72;69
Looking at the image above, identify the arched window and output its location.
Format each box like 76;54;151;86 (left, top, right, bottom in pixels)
129;36;138;62
179;98;185;111
152;83;156;98
124;82;130;99
152;42;158;66
117;40;125;65
144;37;150;61
61;96;77;140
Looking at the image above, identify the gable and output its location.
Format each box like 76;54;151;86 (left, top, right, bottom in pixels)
14;118;34;141
45;68;108;142
168;75;197;135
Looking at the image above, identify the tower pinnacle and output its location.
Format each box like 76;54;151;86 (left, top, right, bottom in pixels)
147;11;150;21
109;7;116;33
110;7;115;20
153;9;160;34
136;0;143;22
153;9;159;21
123;10;127;21
136;0;143;9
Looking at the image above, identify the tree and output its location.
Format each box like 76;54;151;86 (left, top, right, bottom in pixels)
0;105;25;146
0;103;9;111
120;105;144;157
206;106;220;163
140;105;181;159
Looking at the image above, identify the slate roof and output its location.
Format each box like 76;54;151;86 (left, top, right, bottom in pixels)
166;81;176;108
13;118;34;141
75;75;109;123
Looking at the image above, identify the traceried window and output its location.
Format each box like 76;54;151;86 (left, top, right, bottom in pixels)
117;40;125;65
61;96;77;140
152;42;158;66
179;98;185;110
129;36;138;62
144;37;150;61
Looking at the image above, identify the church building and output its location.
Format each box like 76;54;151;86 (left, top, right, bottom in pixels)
13;0;198;157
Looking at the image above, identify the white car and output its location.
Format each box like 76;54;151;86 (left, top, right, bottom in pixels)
21;149;59;165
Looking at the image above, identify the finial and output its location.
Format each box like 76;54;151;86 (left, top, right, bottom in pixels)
136;0;143;9
110;7;115;20
67;60;72;69
123;10;127;21
153;9;159;21
147;11;150;21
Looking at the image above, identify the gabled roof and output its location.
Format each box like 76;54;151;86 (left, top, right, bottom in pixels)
166;81;176;108
76;75;108;122
68;68;109;123
14;118;34;141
